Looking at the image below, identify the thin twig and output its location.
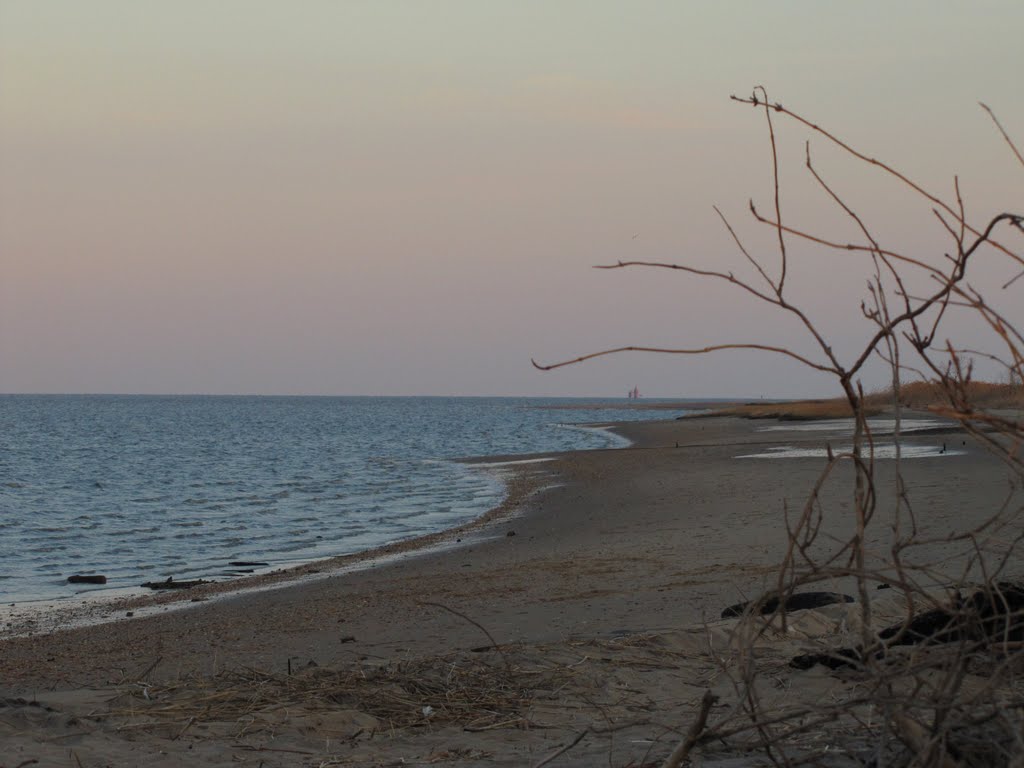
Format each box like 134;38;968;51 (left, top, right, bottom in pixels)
981;102;1024;169
531;729;590;768
662;690;717;768
418;601;514;677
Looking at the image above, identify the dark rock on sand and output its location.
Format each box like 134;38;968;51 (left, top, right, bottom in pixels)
722;591;854;619
67;574;107;585
228;561;269;567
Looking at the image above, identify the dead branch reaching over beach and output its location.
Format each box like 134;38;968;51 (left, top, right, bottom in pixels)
536;89;1024;766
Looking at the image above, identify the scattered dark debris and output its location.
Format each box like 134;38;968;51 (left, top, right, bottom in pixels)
722;591;854;618
141;577;211;591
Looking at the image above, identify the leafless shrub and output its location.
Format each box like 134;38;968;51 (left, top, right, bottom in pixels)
536;88;1024;766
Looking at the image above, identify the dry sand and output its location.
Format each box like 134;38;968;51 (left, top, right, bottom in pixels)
1;414;1019;767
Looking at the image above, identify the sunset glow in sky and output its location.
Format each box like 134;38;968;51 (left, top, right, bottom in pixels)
2;2;1022;397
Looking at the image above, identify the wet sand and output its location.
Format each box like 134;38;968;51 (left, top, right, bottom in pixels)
1;414;1018;766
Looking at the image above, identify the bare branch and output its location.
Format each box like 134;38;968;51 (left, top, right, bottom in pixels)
732;93;1024;269
980;101;1024;168
533;343;837;374
754;85;789;293
713;204;777;292
595;259;780;306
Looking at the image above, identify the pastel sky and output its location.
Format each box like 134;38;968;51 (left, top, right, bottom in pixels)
2;2;1022;397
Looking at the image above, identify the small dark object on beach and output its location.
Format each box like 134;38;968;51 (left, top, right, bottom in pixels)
340;635;356;643
125;611;134;617
470;644;505;653
877;583;892;590
68;574;107;585
721;591;854;618
2;697;57;712
791;647;861;670
141;577;210;590
228;561;269;567
506;530;516;537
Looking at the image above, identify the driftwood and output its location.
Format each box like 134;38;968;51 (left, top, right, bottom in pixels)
141;577;211;591
880;582;1024;647
792;583;1024;670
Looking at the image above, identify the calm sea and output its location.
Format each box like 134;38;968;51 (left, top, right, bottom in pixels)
0;395;691;603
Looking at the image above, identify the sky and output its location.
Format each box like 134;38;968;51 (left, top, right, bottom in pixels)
2;2;1022;398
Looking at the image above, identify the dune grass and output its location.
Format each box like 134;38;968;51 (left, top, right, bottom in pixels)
864;379;1024;410
698;399;879;421
700;380;1024;421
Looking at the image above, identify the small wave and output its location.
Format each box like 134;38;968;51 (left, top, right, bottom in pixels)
25;544;67;553
470;457;556;468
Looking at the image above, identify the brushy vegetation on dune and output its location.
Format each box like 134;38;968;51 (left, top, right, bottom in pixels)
701;380;1024;421
866;379;1024;410
699;399;881;421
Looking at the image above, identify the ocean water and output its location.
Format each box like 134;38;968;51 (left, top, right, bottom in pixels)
0;395;689;603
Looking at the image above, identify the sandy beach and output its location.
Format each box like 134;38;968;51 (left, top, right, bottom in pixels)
2;413;1019;767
